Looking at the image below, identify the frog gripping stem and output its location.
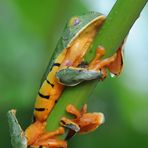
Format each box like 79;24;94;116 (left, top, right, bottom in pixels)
60;104;105;139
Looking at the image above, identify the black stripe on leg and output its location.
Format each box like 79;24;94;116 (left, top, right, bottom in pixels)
35;108;45;111
50;63;61;71
32;115;36;122
38;92;50;99
53;63;61;67
39;146;43;148
55;100;58;104
46;79;54;87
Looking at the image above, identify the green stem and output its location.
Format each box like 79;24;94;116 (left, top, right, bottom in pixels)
46;0;147;139
85;0;148;61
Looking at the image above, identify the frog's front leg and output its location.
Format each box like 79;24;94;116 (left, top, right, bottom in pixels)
56;46;107;86
60;104;104;139
89;45;123;76
56;46;123;86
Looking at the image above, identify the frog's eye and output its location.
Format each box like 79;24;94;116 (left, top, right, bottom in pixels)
68;16;80;27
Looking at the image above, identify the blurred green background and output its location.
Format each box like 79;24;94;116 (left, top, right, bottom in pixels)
0;0;148;147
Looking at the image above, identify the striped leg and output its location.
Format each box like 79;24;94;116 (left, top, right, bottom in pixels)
30;127;67;148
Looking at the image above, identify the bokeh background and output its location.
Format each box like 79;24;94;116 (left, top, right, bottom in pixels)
0;0;148;147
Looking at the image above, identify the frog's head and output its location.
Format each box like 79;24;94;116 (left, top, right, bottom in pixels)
61;11;105;48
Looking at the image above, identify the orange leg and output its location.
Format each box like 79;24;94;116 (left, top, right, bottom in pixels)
89;45;123;77
24;121;67;147
60;104;87;132
88;46;106;70
65;104;82;118
60;104;104;135
30;127;67;148
25;121;46;145
8;110;67;148
89;46;117;70
31;139;67;148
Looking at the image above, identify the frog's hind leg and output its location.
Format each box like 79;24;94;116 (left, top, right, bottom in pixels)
65;104;85;118
31;139;67;148
7;110;67;148
30;127;67;148
60;104;85;133
60;104;104;136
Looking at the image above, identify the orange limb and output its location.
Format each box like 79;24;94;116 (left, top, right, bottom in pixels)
25;121;46;145
60;104;104;135
88;45;123;77
29;127;67;148
89;46;106;68
31;139;67;148
89;46;117;70
25;121;67;147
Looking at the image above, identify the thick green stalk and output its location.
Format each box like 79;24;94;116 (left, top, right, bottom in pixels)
85;0;148;62
46;0;147;139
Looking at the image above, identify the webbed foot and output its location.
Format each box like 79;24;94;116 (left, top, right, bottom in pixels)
60;104;105;139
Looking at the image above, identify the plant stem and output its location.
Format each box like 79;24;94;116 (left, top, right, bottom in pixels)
46;0;147;139
85;0;148;61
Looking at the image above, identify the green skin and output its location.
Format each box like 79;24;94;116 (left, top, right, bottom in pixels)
56;67;102;86
7;11;104;148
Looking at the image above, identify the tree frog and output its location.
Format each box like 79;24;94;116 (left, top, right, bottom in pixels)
8;11;123;148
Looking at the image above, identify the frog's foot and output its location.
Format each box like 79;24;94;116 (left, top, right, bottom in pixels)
89;46;117;70
60;104;105;136
89;46;106;69
30;127;67;148
60;104;85;132
7;110;28;148
107;45;123;76
89;45;123;76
